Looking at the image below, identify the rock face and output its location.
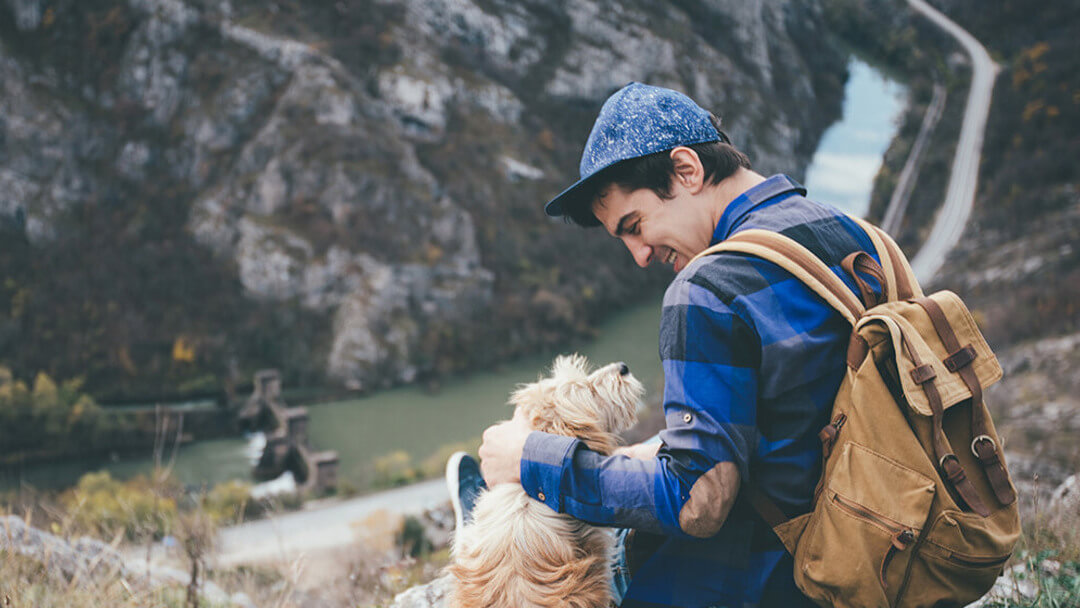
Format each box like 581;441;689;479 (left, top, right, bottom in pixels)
0;0;847;396
1048;474;1080;541
0;515;125;582
0;515;256;606
390;574;451;608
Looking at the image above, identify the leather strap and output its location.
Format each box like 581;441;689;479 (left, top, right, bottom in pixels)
692;230;865;325
880;530;915;590
850;217;924;300
852;217;900;302
944;345;977;372
818;414;847;460
900;330;991;517
847;333;870;370
913;298;1017;506
841;251;887;309
745;484;789;528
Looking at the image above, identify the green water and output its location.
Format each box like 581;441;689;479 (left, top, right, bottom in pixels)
307;303;665;486
2;303;664;491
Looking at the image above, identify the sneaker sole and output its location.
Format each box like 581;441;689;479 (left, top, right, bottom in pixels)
446;450;469;532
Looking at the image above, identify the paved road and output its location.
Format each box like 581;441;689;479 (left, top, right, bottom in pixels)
215;478;449;566
905;0;1000;283
881;83;946;236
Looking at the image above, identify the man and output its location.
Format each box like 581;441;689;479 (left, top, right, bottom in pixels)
463;82;885;607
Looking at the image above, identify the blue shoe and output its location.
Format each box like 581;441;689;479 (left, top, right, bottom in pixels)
446;451;486;530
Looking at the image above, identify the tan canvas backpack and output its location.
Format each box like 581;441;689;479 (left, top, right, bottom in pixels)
693;217;1020;608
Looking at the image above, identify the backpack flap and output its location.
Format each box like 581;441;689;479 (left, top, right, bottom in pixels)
870;291;1002;415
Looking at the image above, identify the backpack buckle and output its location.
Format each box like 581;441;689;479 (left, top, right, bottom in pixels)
938;453;957;470
971;435;995;458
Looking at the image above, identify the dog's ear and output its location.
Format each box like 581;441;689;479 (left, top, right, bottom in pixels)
551;354;589;381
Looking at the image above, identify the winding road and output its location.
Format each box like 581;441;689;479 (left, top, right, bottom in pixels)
904;0;1000;283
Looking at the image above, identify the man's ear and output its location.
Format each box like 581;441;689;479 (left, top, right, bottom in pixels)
669;147;705;194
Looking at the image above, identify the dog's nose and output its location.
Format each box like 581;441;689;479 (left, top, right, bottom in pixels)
618;362;630;376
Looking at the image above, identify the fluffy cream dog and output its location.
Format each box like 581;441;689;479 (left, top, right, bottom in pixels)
447;354;645;608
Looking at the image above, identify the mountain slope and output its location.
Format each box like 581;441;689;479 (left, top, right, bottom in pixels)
0;0;848;399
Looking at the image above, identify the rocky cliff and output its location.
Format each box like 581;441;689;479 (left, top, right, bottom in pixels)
0;0;847;398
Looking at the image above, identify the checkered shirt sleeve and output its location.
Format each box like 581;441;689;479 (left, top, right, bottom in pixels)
519;270;759;537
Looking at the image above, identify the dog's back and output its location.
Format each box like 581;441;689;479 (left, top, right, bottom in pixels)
448;484;613;608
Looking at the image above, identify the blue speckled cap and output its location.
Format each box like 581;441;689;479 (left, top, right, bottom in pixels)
544;82;722;222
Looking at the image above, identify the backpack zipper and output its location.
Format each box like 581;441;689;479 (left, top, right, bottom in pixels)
832;492;911;537
945;552;1010;568
831;492;917;592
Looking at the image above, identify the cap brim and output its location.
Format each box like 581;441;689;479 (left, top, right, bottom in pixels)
543;169;609;227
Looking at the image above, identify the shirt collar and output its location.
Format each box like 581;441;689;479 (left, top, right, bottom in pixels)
710;174;807;245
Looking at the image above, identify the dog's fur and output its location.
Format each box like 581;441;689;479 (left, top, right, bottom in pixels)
447;355;644;608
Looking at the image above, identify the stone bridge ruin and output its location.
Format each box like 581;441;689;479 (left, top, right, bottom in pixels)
237;370;339;494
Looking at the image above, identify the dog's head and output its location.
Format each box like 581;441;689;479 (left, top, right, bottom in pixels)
509;354;644;455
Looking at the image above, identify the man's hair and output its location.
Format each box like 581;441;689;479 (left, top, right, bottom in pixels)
565;114;752;227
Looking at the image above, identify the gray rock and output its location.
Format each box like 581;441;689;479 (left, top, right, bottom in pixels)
6;0;43;30
0;516;257;606
967;562;1039;607
0;515;122;582
116;141;153;180
235;219;315;301
1048;474;1080;540
390;574;452;608
1;0;846;390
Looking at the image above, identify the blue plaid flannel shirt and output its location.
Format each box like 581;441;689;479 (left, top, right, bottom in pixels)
520;175;885;607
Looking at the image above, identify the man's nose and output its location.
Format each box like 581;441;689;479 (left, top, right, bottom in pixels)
627;241;652;268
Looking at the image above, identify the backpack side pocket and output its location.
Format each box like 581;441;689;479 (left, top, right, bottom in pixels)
795;442;936;608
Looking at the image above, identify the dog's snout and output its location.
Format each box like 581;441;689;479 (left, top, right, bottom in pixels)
618;362;630;376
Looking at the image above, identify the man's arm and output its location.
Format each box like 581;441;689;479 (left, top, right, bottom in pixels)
480;274;758;538
479;427;659;486
612;441;661;460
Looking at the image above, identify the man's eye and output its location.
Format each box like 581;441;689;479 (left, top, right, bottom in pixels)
628;222;640;235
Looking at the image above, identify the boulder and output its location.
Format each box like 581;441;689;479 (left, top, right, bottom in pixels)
390;574;452;608
1048;473;1080;541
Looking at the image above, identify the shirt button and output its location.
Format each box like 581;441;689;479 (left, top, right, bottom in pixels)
537;491;546;501
683;413;693;423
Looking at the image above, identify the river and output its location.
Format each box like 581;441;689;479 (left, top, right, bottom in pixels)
3;58;905;493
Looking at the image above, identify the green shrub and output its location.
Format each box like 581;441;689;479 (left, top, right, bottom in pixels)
62;471;179;541
373;450;420;488
419;437;480;479
396;515;433;558
205;480;262;525
0;366;104;458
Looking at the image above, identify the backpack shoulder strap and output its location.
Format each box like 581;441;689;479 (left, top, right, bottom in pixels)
691;229;865;326
849;216;925;300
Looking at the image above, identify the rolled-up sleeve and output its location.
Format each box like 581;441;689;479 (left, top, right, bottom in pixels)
519;271;760;538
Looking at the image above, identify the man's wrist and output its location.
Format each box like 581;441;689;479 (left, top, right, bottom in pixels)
520;431;578;511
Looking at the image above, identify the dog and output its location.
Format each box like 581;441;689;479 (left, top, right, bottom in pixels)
447;354;645;608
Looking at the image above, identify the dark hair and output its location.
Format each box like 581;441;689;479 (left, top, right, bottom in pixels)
565;114;752;227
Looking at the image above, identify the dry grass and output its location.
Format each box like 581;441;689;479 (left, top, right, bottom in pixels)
0;550;220;608
0;494;452;608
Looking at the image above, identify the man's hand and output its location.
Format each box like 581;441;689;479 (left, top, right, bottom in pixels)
478;412;532;486
613;442;661;460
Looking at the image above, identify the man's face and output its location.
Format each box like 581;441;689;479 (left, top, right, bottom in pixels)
592;183;713;273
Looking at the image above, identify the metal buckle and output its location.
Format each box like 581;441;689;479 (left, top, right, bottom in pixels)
971;435;995;457
938;453;957;470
